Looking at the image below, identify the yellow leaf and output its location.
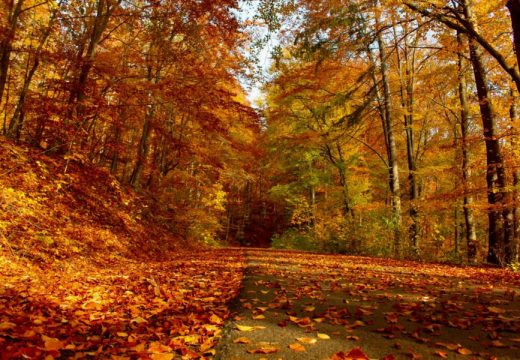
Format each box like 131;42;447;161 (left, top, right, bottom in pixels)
131;316;147;324
209;314;223;324
296;337;317;344
289;343;306;352
236;324;255;331
252;314;266;320
116;332;128;337
317;333;330;339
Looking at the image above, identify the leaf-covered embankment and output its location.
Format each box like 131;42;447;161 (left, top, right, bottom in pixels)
0;138;246;358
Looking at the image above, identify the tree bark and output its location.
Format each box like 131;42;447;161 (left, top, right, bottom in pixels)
0;0;24;106
510;87;520;263
374;17;402;256
393;19;419;254
507;0;520;77
457;32;478;263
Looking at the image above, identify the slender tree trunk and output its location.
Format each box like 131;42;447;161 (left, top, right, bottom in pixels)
510;87;520;263
129;114;152;187
393;20;420;254
457;32;478;263
0;0;24;106
374;18;402;256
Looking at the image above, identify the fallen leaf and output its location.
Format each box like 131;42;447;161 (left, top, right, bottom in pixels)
297;337;317;344
233;337;251;344
0;322;16;331
317;333;330;339
247;347;278;354
434;351;448;358
289;343;306;352
42;335;64;351
487;307;506;314
330;348;369;360
236;324;255;332
457;348;473;356
209;314;223;324
150;354;174;360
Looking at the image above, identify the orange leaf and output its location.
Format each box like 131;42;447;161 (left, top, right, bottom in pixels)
289;343;306;352
247;347;278;354
457;348;472;356
434;351;448;358
42;335;64;351
233;337;251;344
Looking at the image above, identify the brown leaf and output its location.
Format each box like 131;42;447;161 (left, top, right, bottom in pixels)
329;348;370;360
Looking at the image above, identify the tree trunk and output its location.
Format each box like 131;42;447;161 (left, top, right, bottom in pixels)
467;39;510;265
393;20;420;254
457;32;478;263
68;0;114;124
507;0;520;75
463;0;513;266
129;114;152;187
374;18;402;256
0;0;24;106
510;87;520;263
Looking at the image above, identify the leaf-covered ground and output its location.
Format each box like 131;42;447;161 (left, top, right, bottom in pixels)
2;248;520;359
216;249;520;360
0;249;245;359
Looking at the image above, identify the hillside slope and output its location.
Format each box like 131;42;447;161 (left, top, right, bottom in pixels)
0;138;184;264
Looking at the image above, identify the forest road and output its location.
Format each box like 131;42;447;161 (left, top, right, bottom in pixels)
214;248;520;360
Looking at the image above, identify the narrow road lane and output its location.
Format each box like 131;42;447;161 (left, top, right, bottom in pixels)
216;249;520;360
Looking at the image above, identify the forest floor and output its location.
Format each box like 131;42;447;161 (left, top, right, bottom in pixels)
2;247;520;359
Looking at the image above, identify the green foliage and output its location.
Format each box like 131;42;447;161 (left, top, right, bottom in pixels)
271;228;320;251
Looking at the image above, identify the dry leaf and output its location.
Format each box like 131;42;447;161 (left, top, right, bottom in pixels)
233;337;251;344
247;347;278;354
296;337;317;344
289;343;306;352
457;348;473;356
317;333;330;339
236;324;255;332
42;335;64;351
